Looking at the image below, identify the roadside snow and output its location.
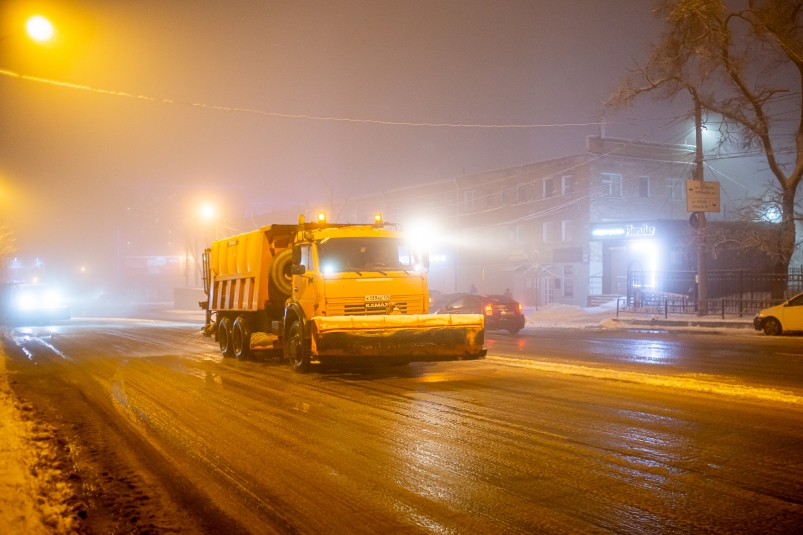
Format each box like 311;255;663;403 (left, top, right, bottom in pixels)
525;301;619;329
524;300;759;334
0;346;79;534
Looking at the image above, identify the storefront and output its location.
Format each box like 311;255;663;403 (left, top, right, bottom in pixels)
590;220;687;295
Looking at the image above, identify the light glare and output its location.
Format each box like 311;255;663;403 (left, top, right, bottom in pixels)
26;16;54;42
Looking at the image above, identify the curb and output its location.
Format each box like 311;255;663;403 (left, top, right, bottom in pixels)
610;318;754;330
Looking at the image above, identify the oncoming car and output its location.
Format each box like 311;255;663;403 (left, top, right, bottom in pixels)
0;283;71;326
431;293;526;335
753;292;803;336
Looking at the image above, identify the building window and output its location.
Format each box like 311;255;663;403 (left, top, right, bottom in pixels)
516;224;525;244
542;221;553;243
562;175;574;196
563;266;574;297
464;190;476;210
561;220;572;242
518;184;528;204
639;176;650;198
543;178;555;198
601;173;622;197
667;178;684;200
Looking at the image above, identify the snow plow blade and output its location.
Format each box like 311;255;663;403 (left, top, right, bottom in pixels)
310;314;486;360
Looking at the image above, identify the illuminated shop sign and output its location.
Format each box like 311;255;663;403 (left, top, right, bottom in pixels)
591;224;656;239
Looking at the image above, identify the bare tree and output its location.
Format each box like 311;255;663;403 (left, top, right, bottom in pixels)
699;0;803;275
608;0;803;276
0;225;14;257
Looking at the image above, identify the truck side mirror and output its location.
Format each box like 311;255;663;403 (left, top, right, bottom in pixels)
422;251;430;269
292;245;301;265
291;264;306;275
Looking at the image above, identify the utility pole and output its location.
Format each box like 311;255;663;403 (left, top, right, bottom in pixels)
694;97;708;315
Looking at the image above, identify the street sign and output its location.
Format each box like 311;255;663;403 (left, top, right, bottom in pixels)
686;180;721;212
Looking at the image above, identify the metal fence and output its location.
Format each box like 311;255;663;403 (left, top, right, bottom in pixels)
627;267;803;302
616;296;786;318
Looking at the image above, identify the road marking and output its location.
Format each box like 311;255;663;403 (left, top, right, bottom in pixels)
487;356;803;406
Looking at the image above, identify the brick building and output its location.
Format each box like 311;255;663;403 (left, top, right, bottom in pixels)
252;135;768;307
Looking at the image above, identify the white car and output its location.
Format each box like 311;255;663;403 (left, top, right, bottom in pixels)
754;292;803;335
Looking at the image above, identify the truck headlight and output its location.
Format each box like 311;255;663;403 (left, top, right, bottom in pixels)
16;293;36;310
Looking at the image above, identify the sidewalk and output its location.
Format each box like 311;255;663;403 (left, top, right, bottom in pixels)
524;301;758;333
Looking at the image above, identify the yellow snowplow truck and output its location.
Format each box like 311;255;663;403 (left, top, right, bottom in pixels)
200;214;486;372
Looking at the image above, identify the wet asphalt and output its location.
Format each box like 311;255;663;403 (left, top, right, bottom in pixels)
4;319;803;534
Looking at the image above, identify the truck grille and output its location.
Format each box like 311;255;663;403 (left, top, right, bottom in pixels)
326;295;424;316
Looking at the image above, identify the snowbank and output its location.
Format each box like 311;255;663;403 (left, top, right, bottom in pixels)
525;301;618;329
0;346;80;534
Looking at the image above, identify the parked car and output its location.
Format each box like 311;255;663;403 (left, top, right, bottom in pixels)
0;283;71;326
431;293;526;334
753;292;803;335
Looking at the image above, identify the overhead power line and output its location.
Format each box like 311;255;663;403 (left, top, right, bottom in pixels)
0;67;607;129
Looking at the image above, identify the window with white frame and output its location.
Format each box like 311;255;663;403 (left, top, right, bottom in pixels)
542;221;553;243
464;190;476;210
639;176;650;198
601;173;622;197
563;265;574;297
561;220;572;242
517;184;528;204
667;178;684;200
543;178;555;198
561;175;574;196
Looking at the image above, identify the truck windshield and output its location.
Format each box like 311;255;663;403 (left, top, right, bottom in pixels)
317;238;415;273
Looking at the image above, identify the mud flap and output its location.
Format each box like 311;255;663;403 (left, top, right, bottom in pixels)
310;314;485;360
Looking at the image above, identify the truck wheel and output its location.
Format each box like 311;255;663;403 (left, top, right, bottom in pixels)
763;317;782;336
268;249;293;306
232;316;252;361
285;321;310;373
218;317;235;358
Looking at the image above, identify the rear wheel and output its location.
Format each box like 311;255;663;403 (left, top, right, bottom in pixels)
285;320;310;373
507;328;521;335
232;316;252;361
218;317;235;358
763;317;782;336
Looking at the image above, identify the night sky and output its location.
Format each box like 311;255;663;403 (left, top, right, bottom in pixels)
0;0;781;289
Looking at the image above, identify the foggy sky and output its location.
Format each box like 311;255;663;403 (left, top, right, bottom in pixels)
0;0;780;290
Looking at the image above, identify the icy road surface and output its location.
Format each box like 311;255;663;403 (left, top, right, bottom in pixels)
3;319;803;534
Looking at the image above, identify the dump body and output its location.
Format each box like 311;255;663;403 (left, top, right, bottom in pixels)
202;217;486;369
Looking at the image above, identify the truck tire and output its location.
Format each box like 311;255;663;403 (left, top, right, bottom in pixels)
285;320;310;373
218;316;235;358
232;316;252;361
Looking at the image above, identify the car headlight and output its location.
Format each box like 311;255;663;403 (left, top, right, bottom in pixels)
16;293;36;310
43;291;63;309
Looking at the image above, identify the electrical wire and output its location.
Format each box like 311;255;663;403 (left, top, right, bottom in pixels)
0;67;607;129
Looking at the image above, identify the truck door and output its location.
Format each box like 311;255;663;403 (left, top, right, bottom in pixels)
293;244;316;320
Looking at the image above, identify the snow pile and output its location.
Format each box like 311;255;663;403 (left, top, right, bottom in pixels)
0;348;80;534
525;301;617;329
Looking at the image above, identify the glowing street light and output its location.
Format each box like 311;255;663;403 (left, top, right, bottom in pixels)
26;15;54;42
199;204;215;220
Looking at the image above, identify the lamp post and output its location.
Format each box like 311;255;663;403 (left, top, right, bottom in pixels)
693;97;708;316
196;205;216;287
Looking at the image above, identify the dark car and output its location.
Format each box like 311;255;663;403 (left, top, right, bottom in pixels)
431;292;526;334
0;283;71;326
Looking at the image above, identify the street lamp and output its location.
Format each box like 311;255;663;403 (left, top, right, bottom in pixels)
26;15;55;42
200;204;215;220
